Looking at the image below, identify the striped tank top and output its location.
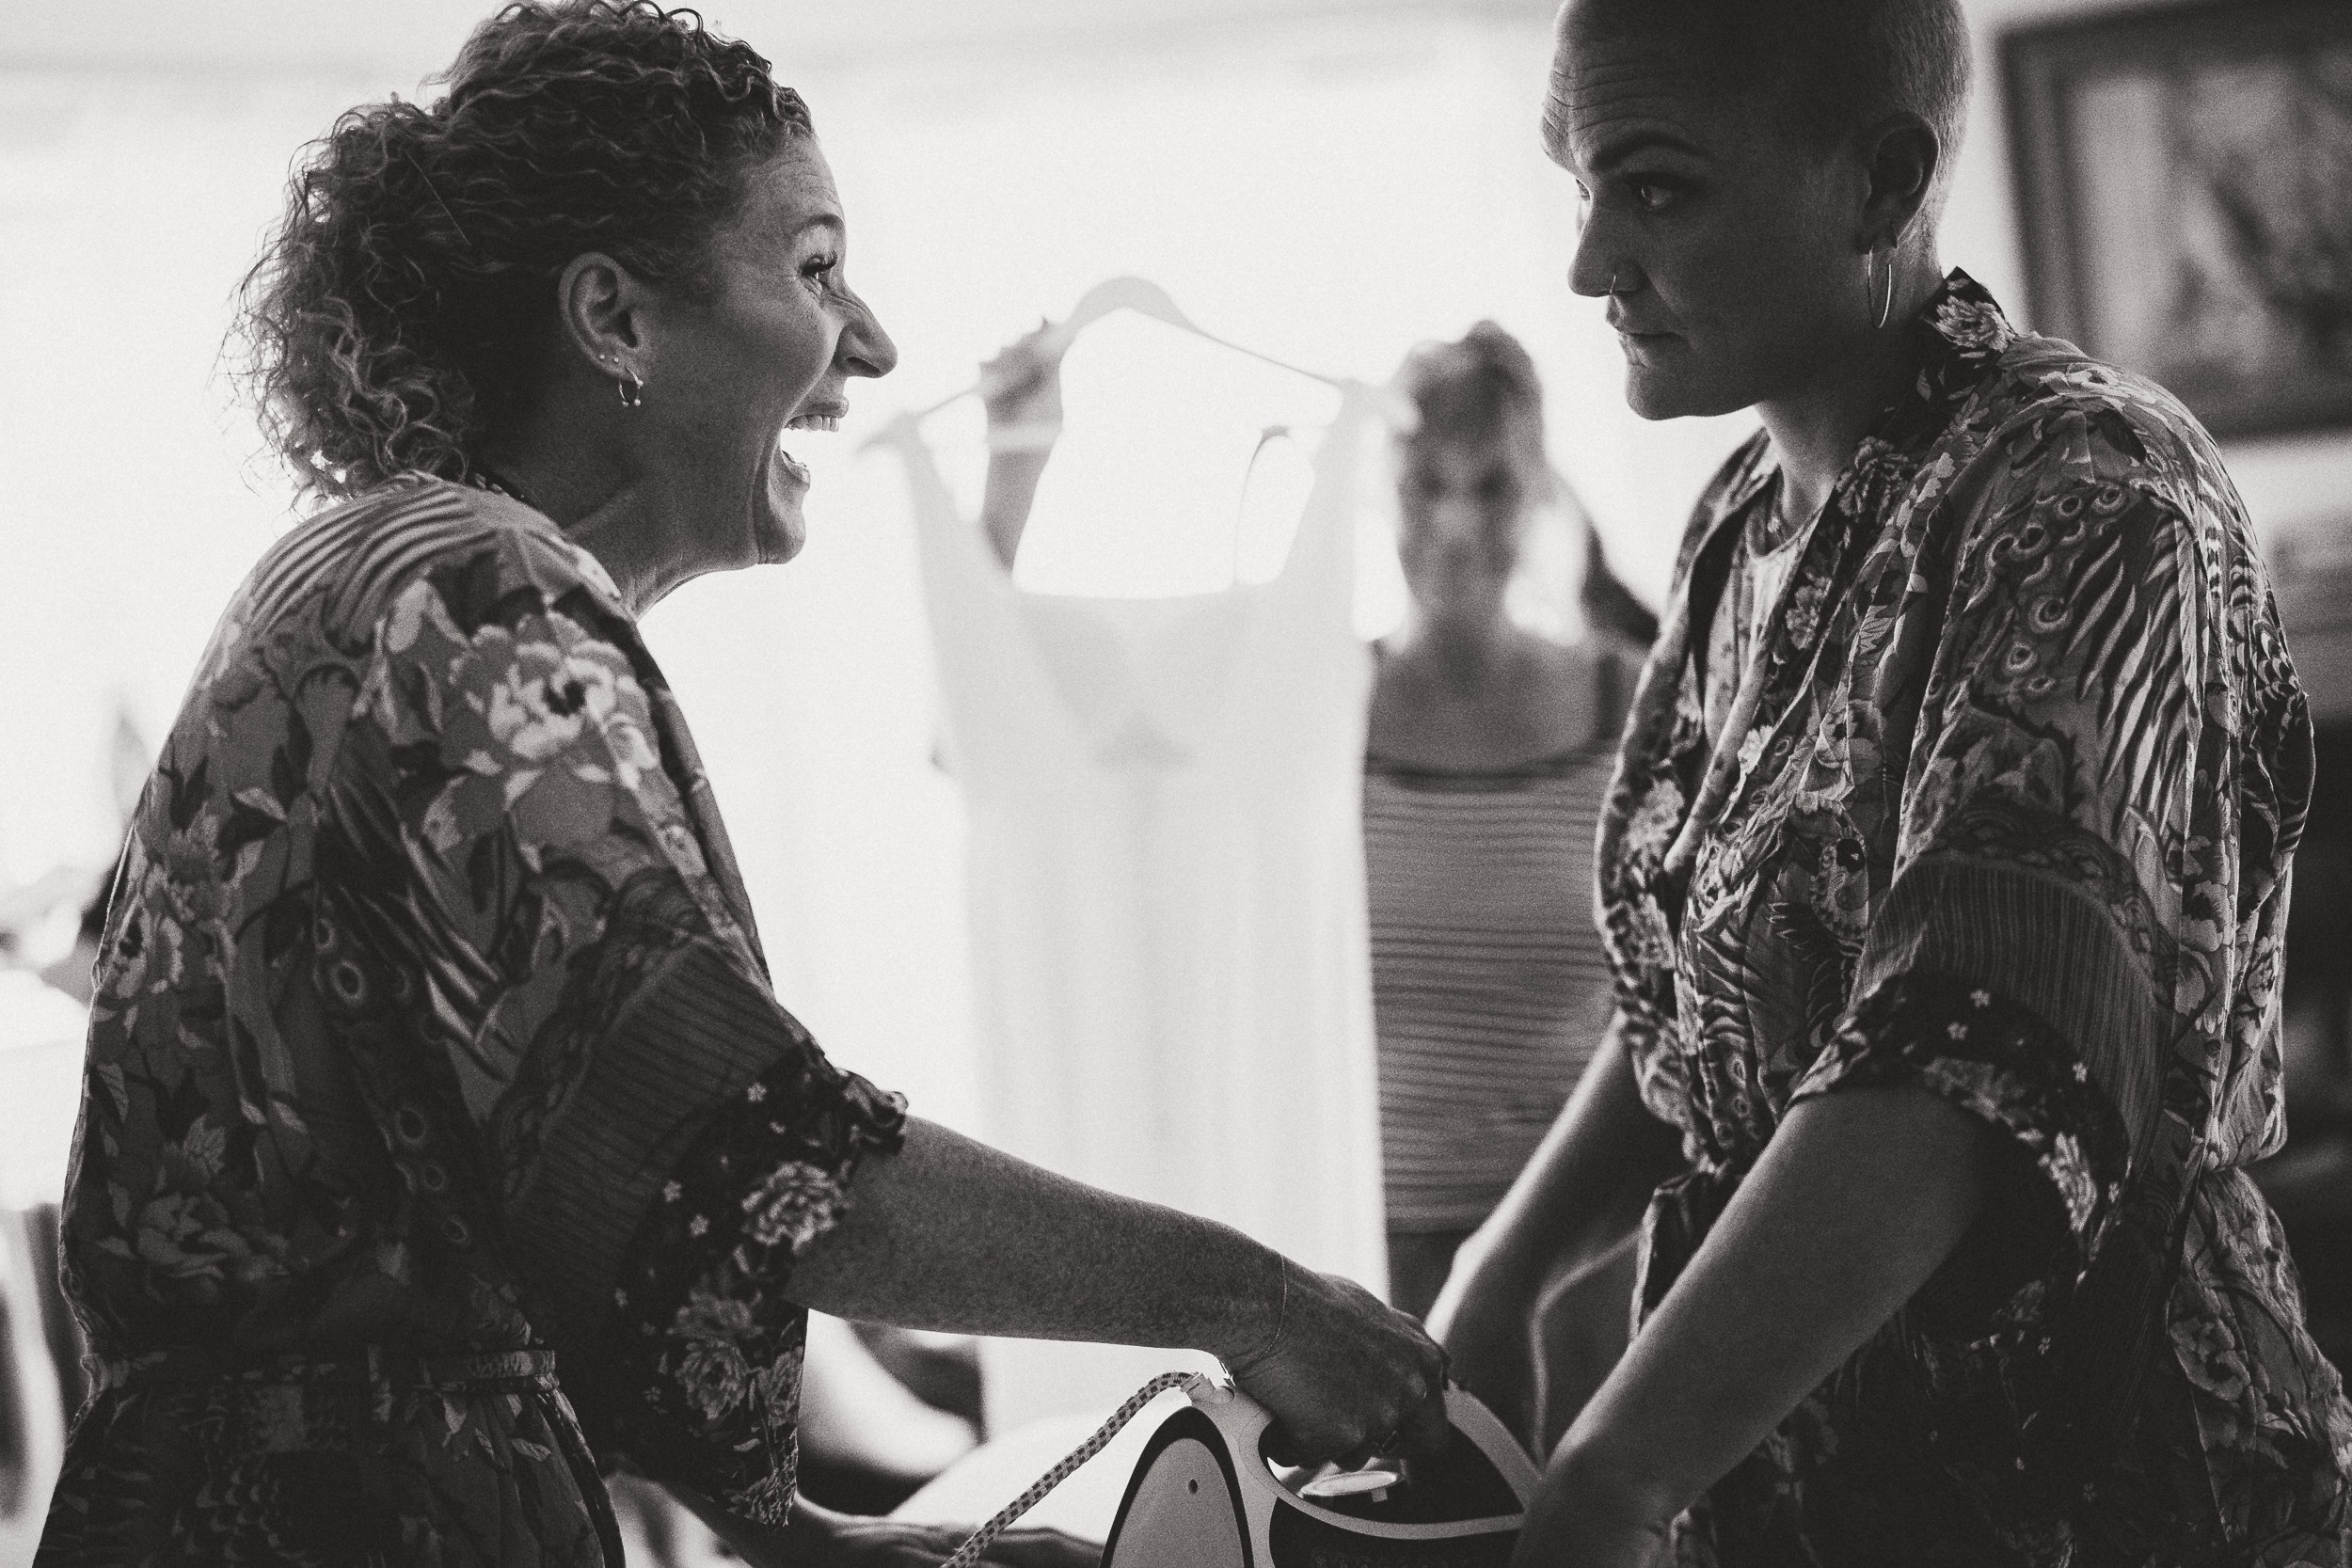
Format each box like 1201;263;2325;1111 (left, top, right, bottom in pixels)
1364;709;1622;1233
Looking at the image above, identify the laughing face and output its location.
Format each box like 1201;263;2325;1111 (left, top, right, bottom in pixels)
636;137;897;568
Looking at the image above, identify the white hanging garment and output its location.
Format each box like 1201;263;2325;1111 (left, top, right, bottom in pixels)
876;385;1388;1433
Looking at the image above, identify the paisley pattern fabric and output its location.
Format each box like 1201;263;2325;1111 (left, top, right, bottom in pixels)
37;482;908;1565
1597;271;2352;1566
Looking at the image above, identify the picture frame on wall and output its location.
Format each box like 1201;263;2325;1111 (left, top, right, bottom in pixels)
2001;0;2352;439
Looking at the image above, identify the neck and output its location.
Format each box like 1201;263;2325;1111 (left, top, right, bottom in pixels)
482;411;679;619
1398;608;1522;686
1756;248;1944;523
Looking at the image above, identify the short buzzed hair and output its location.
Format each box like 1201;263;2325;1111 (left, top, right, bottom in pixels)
1565;0;1974;220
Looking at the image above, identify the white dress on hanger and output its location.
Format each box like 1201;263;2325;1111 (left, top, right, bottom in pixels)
879;388;1388;1432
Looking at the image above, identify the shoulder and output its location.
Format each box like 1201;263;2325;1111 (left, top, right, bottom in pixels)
1910;333;2265;626
1955;332;2247;538
1924;341;2303;707
322;481;634;657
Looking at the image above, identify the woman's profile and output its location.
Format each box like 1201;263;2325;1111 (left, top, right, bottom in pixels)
35;6;1449;1563
1435;0;2352;1563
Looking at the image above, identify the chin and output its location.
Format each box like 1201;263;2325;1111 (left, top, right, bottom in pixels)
753;448;812;564
755;503;807;565
1622;363;1753;422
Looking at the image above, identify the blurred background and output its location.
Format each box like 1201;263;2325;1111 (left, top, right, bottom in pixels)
2;0;2348;1560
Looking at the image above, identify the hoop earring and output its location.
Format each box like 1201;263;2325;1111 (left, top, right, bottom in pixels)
617;369;645;409
1869;245;1897;331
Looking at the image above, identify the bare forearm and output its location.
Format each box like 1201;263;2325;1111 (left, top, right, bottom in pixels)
787;1117;1278;1363
1530;1084;1997;1551
979;453;1050;570
1459;1015;1681;1297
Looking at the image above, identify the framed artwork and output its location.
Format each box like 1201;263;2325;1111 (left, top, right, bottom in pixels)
2002;0;2352;438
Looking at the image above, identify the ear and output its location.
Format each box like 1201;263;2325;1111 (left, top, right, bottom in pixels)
1854;111;1940;251
554;251;653;376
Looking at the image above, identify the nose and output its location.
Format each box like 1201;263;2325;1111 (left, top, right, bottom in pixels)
839;288;898;380
1567;207;1628;301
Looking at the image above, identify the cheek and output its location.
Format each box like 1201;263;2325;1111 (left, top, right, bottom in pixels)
1657;170;1848;322
1649;210;1853;397
1664;224;1801;331
720;290;835;414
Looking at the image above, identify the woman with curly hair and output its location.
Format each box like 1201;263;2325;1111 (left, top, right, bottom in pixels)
34;5;1449;1564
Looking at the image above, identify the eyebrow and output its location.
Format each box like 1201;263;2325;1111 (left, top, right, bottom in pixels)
1586;128;1710;173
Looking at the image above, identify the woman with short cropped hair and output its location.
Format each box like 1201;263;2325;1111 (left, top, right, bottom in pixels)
1435;0;2352;1562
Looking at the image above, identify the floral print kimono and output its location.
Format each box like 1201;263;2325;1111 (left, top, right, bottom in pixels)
1598;272;2352;1566
38;483;907;1565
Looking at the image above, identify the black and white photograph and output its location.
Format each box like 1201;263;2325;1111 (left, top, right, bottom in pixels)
1;0;2348;1563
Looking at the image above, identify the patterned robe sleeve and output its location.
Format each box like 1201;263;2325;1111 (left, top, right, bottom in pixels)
323;518;905;1522
1788;450;2282;1294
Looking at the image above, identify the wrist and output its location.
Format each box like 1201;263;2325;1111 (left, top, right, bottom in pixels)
985;420;1062;454
1545;1433;1686;1535
1203;1243;1289;1366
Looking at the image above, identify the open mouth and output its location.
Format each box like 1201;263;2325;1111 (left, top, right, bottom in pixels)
776;408;845;484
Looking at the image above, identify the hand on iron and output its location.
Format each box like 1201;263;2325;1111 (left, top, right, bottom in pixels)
1223;1259;1452;1469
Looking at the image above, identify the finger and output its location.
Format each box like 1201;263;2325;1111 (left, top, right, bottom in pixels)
1262;1420;1342;1470
1260;1421;1305;1468
1396;1378;1454;1461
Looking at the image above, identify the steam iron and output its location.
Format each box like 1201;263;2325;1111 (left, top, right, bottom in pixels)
1100;1381;1539;1568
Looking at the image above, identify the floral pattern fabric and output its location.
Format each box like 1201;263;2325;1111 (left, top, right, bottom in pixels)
38;482;907;1565
1597;271;2352;1566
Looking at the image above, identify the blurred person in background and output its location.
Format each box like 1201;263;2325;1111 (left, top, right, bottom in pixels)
35;5;1451;1565
974;320;1655;1329
974;314;1656;1325
1431;0;2352;1563
1364;324;1652;1323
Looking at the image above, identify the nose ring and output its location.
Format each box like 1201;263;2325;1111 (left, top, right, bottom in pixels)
1607;268;1635;297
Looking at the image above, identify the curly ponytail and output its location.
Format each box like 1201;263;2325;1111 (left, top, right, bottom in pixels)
233;1;812;500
